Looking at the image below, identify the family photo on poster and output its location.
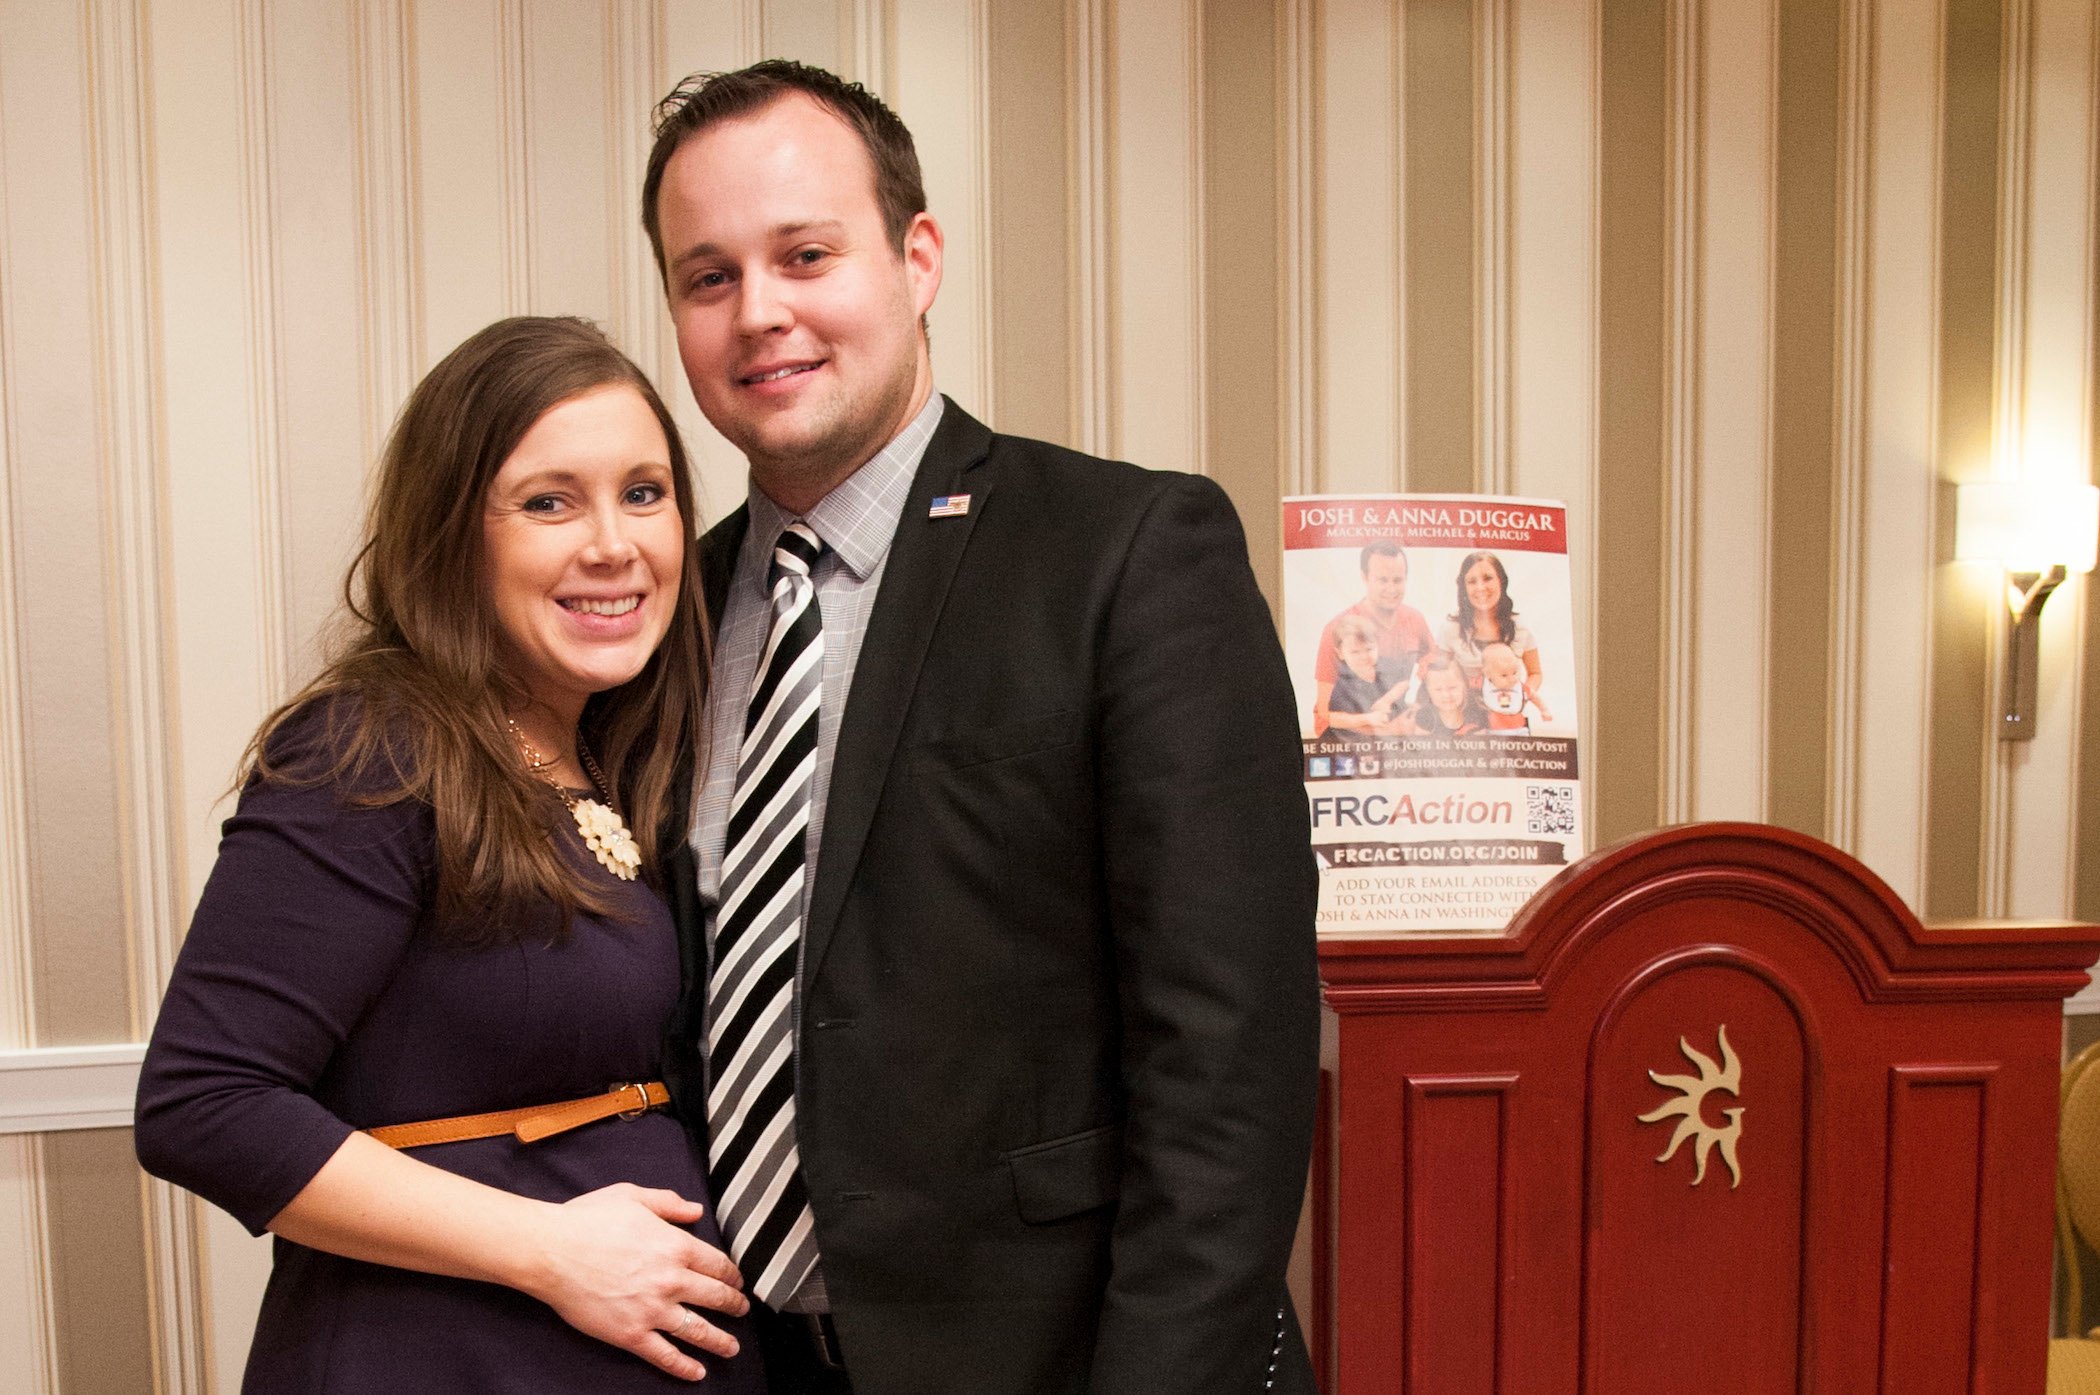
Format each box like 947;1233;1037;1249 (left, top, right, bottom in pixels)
1283;494;1586;934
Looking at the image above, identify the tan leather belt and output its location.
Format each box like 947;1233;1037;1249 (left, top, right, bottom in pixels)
368;1081;669;1149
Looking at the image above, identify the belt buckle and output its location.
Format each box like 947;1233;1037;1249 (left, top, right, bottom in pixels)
611;1082;651;1120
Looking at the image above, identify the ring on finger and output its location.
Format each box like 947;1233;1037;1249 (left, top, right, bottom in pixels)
670;1306;693;1337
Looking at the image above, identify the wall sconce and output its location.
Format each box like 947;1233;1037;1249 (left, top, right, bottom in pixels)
1954;479;2100;741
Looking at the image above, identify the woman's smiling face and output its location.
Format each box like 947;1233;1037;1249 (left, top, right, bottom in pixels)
1464;557;1503;613
480;383;683;718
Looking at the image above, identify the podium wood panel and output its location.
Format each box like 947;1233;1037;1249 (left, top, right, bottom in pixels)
1314;823;2100;1394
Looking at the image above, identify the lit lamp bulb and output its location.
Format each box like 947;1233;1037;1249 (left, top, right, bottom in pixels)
1953;479;2100;741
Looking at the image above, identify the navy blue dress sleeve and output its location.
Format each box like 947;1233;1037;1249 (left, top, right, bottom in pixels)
135;747;433;1235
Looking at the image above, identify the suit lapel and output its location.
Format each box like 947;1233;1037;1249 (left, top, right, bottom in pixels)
801;399;994;988
697;506;749;636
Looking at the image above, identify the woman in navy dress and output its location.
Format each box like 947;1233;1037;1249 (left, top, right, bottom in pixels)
136;317;765;1392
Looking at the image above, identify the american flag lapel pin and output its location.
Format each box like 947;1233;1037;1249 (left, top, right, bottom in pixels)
928;493;971;518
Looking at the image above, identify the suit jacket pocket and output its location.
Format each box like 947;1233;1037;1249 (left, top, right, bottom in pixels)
910;709;1081;774
1004;1121;1122;1224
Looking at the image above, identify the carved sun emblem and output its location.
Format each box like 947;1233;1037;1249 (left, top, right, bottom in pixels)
1636;1024;1744;1189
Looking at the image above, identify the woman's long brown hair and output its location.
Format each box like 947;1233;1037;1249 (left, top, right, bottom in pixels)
243;316;708;942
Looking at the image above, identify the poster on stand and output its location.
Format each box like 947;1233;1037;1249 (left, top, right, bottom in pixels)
1282;494;1585;935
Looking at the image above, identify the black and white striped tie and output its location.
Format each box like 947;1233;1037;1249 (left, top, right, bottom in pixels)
707;521;823;1306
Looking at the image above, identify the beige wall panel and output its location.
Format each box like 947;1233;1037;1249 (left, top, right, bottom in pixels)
85;0;211;1372
148;0;274;891
1104;0;1205;471
1848;0;1943;906
1766;0;1841;842
84;0;180;1010
1316;0;1403;490
521;4;619;327
891;0;992;423
1827;0;1871;852
1203;0;1283;604
353;0;423;462
413;1;520;359
2005;0;2097;918
146;2;300;1380
0;52;28;1057
1509;0;1597;733
1068;0;1114;455
0;1141;56;1393
2080;569;2100;920
660;2;765;523
1689;0;1774;821
1659;0;1698;820
666;0;762;75
1595;0;1668;844
764;0;848;70
200;1201;270;1395
1975;0;2030;909
987;0;1073;446
1406;0;1478;493
264;0;374;680
1278;0;1319;491
41;1130;153;1394
1475;0;1512;493
1925;0;2002;920
607;4;666;397
2087;38;2100;923
0;0;131;1048
0;5;42;1050
849;0;890;87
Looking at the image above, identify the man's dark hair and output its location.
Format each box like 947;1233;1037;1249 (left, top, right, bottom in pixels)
1360;539;1407;574
641;59;927;283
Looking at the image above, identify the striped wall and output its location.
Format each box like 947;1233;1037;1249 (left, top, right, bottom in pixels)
0;0;2094;1387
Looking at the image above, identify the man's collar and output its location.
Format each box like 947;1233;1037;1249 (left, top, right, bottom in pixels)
741;393;946;592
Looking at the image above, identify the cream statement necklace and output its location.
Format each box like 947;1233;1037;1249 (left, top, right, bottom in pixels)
506;717;642;881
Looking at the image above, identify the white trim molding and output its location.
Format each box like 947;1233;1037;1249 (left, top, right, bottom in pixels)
1660;0;1704;825
1475;0;1513;495
1067;0;1114;458
1825;0;1875;855
0;1044;144;1135
1276;0;1318;495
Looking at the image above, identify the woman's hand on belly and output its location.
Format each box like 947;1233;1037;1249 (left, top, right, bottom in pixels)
267;1133;747;1382
519;1182;749;1381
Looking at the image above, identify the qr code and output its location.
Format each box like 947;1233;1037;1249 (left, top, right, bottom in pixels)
1526;785;1576;836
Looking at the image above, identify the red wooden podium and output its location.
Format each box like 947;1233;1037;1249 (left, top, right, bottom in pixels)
1311;823;2100;1394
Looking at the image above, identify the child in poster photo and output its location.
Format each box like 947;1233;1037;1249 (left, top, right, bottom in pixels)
1408;655;1488;739
1479;640;1552;734
1324;614;1415;736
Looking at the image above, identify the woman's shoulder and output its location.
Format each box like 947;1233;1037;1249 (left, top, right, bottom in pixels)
249;688;430;812
212;692;439;916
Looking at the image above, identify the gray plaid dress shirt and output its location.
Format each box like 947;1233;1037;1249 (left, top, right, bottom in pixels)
692;392;944;1312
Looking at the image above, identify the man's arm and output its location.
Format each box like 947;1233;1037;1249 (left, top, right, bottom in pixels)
1310;678;1337;736
1088;473;1320;1393
1309;617;1340;734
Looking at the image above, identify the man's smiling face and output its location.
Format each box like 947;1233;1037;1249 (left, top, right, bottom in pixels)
654;92;943;510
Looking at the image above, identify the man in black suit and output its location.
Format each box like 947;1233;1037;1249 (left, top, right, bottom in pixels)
645;60;1319;1394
